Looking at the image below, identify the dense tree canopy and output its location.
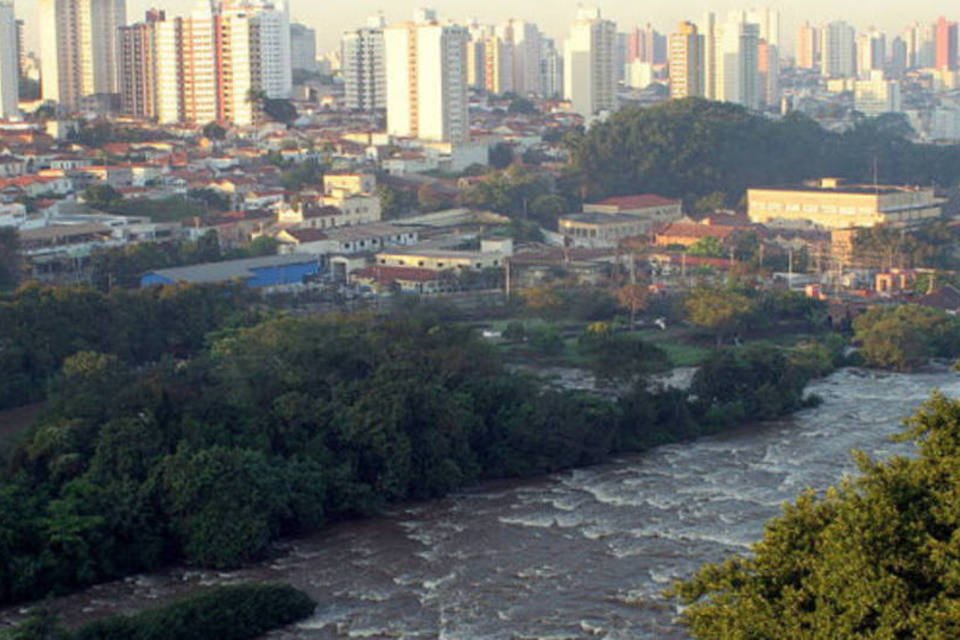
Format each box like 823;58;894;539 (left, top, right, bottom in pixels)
853;304;960;371
0;302;818;606
671;392;960;639
570;99;960;206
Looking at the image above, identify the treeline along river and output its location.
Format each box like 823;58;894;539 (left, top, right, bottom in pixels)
2;368;956;639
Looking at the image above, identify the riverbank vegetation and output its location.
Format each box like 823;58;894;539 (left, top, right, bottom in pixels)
0;283;259;411
0;303;821;608
670;393;960;639
852;304;960;371
1;583;315;640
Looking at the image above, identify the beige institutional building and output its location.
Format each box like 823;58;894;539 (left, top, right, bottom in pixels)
747;179;945;230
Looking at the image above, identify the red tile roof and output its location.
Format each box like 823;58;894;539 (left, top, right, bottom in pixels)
353;266;443;284
656;222;739;240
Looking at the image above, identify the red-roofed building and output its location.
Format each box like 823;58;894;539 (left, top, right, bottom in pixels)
653;221;756;249
351;266;450;295
581;193;683;230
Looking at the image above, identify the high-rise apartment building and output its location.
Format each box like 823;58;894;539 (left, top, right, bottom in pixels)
0;1;17;118
628;24;666;65
482;35;514;95
903;22;936;69
384;11;470;142
716;12;760;110
564;6;617;118
820;20;856;78
14;16;24;81
668;21;703;99
118;10;163;118
796;22;820;69
745;7;779;49
289;22;316;72
857;29;886;77
342;15;386;112
540;37;563;99
702;12;718;99
39;0;127;109
888;36;907;78
935;16;958;71
124;0;292;126
757;39;779;107
498;20;542;96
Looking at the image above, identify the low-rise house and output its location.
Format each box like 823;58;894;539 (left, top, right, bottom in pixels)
277;222;418;257
559;212;651;248
653;220;744;249
375;239;512;272
583;194;683;223
351;265;450;295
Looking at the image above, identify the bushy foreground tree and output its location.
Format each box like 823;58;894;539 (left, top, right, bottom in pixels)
671;392;960;639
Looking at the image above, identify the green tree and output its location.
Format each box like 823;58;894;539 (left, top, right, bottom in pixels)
685;287;756;346
528;194;569;228
853;304;960;371
159;447;291;568
670;392;960;639
262;98;298;124
489;143;515;169
687;236;726;258
0;227;21;291
82;184;122;211
202;122;227;140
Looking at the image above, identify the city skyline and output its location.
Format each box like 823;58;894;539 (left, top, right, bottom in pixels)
18;0;960;57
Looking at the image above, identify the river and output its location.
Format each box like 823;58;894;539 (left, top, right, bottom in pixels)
2;368;957;639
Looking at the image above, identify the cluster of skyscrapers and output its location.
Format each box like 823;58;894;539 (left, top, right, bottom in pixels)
797;17;958;78
4;3;960;138
30;0;293;126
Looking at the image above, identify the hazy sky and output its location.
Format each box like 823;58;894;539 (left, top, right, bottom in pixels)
21;1;957;56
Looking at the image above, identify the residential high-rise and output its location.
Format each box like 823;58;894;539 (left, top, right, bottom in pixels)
668;21;702;99
482;34;514;95
935;16;958;71
118;10;164;118
857;28;886;77
757;39;779;107
39;0;127;109
384;10;470;142
888;36;907;78
701;12;718;99
540;37;563;99
563;6;617;118
342;15;386;111
745;7;779;50
903;22;936;69
153;13;183;123
716;12;760;110
290;22;317;72
179;1;218;124
628;24;666;65
141;0;291;126
0;1;17;118
466;22;489;90
820;20;856;78
14;16;24;81
796;22;820;70
498;20;542;96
